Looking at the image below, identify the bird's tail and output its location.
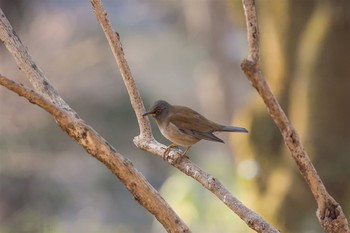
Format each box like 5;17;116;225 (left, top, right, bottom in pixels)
220;125;248;133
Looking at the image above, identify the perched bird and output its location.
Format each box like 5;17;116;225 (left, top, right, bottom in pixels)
143;100;248;158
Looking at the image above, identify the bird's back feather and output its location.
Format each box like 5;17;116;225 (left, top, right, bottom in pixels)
169;105;222;132
168;105;226;143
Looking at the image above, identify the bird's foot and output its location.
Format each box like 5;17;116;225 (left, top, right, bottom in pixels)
163;144;191;163
172;146;191;163
163;144;178;161
172;153;189;163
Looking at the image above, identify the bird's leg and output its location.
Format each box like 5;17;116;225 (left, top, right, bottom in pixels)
164;144;191;163
180;146;191;157
173;146;191;163
163;143;178;160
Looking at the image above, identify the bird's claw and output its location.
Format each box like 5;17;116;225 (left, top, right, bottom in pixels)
162;144;177;161
172;152;189;163
174;146;190;162
162;144;190;163
163;150;171;161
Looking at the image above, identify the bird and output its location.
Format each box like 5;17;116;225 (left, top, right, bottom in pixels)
142;100;248;159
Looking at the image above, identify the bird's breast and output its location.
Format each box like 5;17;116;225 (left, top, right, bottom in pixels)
159;122;199;147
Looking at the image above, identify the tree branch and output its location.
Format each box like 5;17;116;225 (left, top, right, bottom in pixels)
0;9;68;109
241;0;350;232
91;0;279;232
0;74;190;233
90;1;151;139
0;7;190;233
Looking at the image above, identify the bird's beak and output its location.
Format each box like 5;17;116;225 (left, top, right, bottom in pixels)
142;111;155;117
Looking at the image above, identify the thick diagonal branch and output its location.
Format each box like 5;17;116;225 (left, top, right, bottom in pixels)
0;7;190;232
0;74;190;233
241;0;349;232
0;8;68;108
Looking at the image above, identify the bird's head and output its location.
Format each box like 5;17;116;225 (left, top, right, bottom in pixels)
142;100;171;121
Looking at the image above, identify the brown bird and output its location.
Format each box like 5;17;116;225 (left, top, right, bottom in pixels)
143;100;248;158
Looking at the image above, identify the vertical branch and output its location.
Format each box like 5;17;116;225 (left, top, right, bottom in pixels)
242;0;260;62
241;0;350;232
0;74;191;233
90;0;152;140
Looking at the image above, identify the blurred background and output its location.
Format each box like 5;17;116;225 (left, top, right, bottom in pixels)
1;0;350;232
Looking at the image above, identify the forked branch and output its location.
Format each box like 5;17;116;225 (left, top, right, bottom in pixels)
0;74;190;233
0;7;189;233
241;0;349;232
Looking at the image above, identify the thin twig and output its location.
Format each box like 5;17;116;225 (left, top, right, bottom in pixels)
90;0;280;232
241;0;350;232
90;0;151;139
0;74;190;233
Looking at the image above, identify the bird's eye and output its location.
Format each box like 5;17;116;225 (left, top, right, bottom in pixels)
155;109;161;115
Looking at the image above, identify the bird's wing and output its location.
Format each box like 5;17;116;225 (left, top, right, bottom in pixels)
169;106;216;131
169;106;224;143
181;129;224;143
